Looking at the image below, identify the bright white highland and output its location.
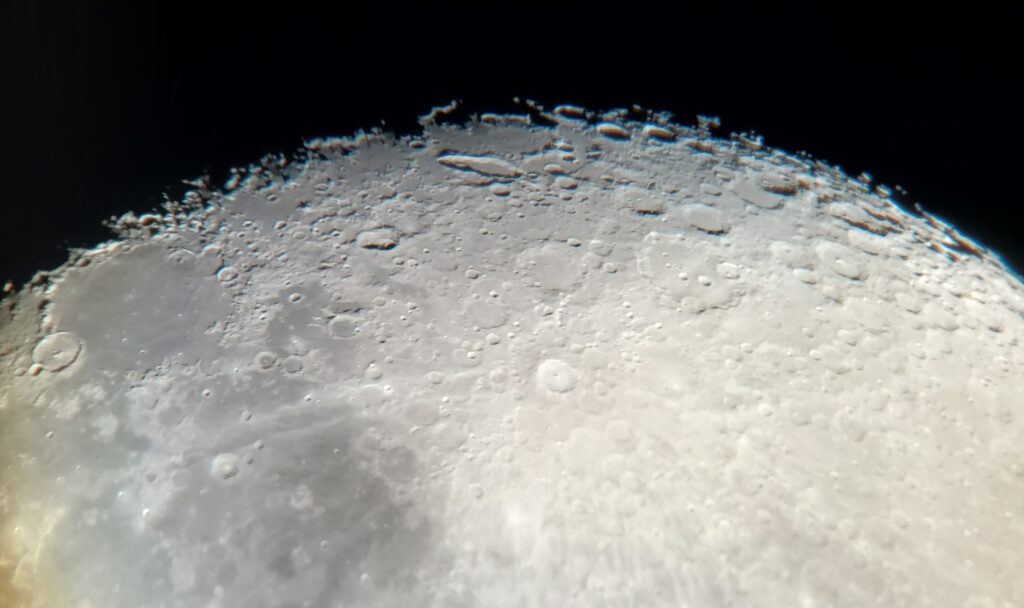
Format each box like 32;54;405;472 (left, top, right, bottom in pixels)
1;103;1023;607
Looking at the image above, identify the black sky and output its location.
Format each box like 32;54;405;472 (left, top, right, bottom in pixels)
2;5;1020;289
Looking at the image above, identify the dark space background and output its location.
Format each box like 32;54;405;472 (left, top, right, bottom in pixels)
2;5;1020;289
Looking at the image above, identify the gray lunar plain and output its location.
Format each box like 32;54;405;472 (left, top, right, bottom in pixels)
1;103;1023;608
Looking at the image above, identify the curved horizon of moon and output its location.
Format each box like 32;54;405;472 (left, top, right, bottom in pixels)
1;103;1023;607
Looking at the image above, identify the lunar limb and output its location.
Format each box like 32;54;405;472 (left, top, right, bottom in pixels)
2;103;1023;607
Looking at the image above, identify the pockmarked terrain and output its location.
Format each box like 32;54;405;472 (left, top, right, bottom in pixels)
2;103;1022;607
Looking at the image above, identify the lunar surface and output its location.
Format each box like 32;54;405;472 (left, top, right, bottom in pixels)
2;103;1023;607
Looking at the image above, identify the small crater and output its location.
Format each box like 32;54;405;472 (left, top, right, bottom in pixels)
282;356;304;374
759;174;798;194
437;153;520;177
328;315;359;339
553;105;586;119
685;205;729;234
254;351;278;369
589;240;613;257
211;453;240;480
596;123;630;139
166;249;197;270
815;241;868;280
32;332;83;372
217;265;240;283
634;205;665;217
356;228;399;250
733;178;785;209
642;124;675;141
537;359;580;393
465;300;508;329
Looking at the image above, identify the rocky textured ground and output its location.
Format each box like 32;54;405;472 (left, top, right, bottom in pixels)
1;103;1022;607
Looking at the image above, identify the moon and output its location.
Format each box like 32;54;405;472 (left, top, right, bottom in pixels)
1;102;1022;607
